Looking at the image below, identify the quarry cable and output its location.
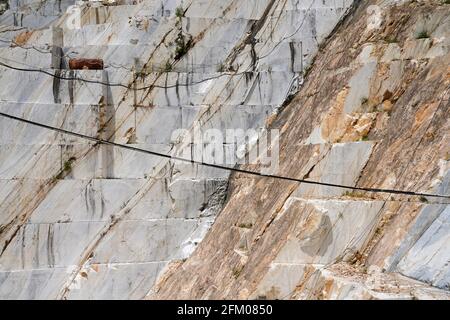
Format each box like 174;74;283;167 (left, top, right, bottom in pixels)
0;111;449;201
0;59;246;90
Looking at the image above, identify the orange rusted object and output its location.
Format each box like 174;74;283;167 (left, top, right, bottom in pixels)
13;31;34;46
69;59;104;70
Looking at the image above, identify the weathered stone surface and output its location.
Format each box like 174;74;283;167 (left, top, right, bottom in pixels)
250;199;384;299
294;142;374;197
292;263;450;300
3;0;448;300
151;0;450;300
0;0;355;299
397;205;450;289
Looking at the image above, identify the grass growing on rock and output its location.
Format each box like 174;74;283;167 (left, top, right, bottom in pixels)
232;266;244;279
175;6;184;18
164;60;172;72
415;29;430;39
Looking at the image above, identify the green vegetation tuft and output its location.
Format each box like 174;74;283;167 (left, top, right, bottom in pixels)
416;30;430;39
360;97;369;105
175;6;184;18
344;191;366;198
217;63;225;72
385;37;398;43
238;223;253;229
232;266;244;279
52;156;77;182
164;60;172;72
63;157;76;172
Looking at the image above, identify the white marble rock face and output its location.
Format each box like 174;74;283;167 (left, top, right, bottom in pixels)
252;199;385;299
393;172;450;290
0;0;355;299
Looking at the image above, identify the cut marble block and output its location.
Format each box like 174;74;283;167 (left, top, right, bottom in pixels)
78;143;175;179
0;102;100;145
114;105;202;145
273;0;351;12
251;263;314;300
0;46;53;68
64;44;171;71
169;160;230;179
198;105;274;132
0;143;96;179
255;6;351;44
0;221;105;270
386;172;450;289
60;14;174;46
397;205;450;290
251;198;384;299
294;142;374;198
64;261;167;300
28;179;146;223
0;67;105;105
182;17;251;45
73;4;146;27
256;263;450;300
0;0;73;29
200;71;296;106
0;179;43;226
165;178;228;218
132;71;294;107
185;0;272;19
90;218;215;264
273;199;384;265
0;267;70;300
125;178;228;220
250;41;305;72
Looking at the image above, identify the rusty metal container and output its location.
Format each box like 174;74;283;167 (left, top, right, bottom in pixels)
69;58;104;70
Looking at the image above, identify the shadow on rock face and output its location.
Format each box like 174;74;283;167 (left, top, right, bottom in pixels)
297;211;333;258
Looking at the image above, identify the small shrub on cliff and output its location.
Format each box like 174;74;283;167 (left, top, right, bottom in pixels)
384;36;398;43
53;156;77;181
344;191;366;198
175;6;184;18
174;33;193;60
360;97;369;105
63;157;76;172
232;266;244;279
217;63;225;72
0;0;8;15
415;30;430;39
164;60;172;72
302;65;312;77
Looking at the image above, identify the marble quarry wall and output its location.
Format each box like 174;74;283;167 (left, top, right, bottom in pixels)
151;0;450;300
0;0;356;299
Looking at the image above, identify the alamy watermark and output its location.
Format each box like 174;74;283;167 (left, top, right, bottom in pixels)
171;127;280;176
